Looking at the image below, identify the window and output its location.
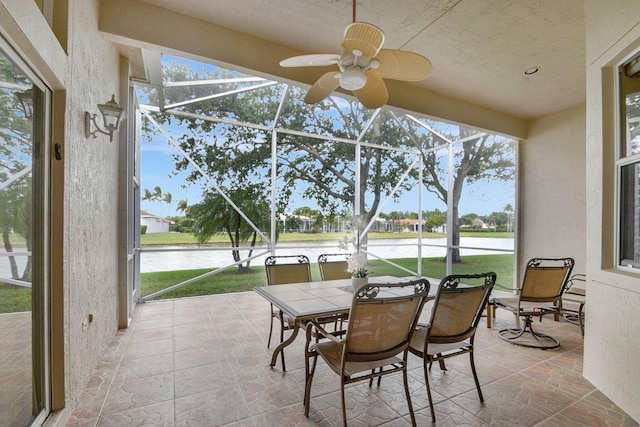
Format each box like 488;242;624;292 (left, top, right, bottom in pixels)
618;52;640;269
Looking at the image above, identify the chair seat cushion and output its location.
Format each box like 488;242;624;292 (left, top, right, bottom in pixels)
312;340;403;377
490;297;559;315
409;326;471;356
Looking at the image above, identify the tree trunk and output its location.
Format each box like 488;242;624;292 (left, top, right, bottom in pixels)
2;228;20;279
449;212;462;263
447;162;466;264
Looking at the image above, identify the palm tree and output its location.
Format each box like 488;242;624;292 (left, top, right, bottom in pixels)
504;204;514;232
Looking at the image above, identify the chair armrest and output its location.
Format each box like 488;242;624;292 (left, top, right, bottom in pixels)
305;320;342;344
492;282;519;293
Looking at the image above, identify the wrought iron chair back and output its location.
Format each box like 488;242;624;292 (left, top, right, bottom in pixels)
317;253;351;281
265;254;311;285
263;254;311;371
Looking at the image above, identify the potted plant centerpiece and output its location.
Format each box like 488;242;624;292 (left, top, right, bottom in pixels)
348;252;368;288
339;215;369;288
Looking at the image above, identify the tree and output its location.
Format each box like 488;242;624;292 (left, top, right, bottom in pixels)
504;203;514;232
144;62;418;250
177;199;190;216
189;185;271;273
483;211;509;229
424;209;446;231
400;121;515;262
0;55;34;281
460;213;480;227
141;60;515;266
142;186;172;204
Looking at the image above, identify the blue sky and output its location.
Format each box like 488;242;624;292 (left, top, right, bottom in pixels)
139;55;515;219
140;130;515;219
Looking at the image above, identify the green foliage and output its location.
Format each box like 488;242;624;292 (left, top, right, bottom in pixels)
143;62;422;233
141;225;147;234
424;208;446;229
190;186;270;244
189;185;272;270
180;218;194;228
460;213;480;226
0;55;35;281
483;211;510;228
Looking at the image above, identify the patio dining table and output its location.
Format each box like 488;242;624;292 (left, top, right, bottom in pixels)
254;275;429;369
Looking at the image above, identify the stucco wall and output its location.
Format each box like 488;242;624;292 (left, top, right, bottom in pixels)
584;0;640;421
519;104;586;275
62;0;122;415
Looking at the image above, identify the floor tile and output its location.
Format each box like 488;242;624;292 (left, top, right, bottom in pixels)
63;292;638;426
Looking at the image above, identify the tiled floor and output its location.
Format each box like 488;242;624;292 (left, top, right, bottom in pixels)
0;312;33;427
67;292;638;426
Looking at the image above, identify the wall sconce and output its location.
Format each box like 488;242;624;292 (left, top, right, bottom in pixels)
16;89;33;119
84;95;124;142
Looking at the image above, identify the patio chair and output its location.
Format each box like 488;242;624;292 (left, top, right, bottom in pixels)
317;253;351;280
488;257;574;349
562;273;586;337
409;272;496;422
265;254;312;370
303;278;431;427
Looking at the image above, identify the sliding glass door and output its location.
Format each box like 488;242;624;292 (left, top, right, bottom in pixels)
0;37;51;427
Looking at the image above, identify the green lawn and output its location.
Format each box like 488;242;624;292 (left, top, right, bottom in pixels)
0;284;31;313
139;254;514;301
1;233;514;312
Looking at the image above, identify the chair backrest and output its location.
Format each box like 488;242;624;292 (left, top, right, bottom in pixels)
344;278;431;362
427;272;496;343
519;258;574;302
265;255;311;285
317;253;351;280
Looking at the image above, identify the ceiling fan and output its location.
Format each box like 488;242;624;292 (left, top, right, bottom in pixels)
279;1;432;109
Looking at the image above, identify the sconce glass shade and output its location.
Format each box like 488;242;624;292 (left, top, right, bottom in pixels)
97;95;124;132
85;95;124;142
17;89;33;119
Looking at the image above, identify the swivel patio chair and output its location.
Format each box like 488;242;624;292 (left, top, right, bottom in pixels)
562;273;586;337
303;278;431;427
264;254;312;370
409;272;496;422
317;253;351;280
488;257;574;349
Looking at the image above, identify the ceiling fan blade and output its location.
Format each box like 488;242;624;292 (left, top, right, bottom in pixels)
342;22;385;58
372;49;433;81
279;54;341;67
353;71;388;109
304;72;341;104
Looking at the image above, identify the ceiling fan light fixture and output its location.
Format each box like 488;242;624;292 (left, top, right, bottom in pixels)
340;67;367;90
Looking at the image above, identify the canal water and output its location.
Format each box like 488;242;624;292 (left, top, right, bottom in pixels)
140;237;514;273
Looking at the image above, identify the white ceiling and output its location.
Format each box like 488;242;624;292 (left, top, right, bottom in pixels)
135;0;585;121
